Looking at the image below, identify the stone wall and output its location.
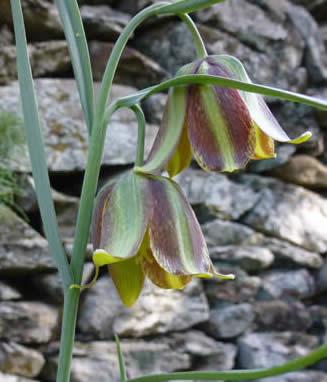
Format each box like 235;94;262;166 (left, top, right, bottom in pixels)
1;0;327;381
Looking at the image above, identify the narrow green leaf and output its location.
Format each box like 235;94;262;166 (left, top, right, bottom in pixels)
56;0;94;136
126;343;327;382
10;0;72;288
115;335;127;382
157;0;227;14
114;74;327;111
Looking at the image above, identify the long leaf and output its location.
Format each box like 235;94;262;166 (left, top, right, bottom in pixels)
114;74;327;111
56;0;94;136
157;0;227;14
10;0;72;288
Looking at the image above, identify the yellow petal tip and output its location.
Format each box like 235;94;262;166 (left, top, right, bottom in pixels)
289;131;312;144
93;249;120;266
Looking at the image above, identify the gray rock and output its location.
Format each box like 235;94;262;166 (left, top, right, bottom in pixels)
114;278;209;337
198;23;306;92
288;3;327;84
134;21;197;74
259;269;315;300
0;79;158;172
254;300;312;331
197;0;288;49
0;342;45;378
264;237;324;269
238;331;319;369
116;0;162;13
0;282;21;301
0;302;58;344
240;175;327;253
0;25;13;46
247;144;296;173
309;305;327;342
0;41;70;85
317;261;327;293
35;262;95;304
89;41;167;88
204;274;261;304
209;246;274;272
0;204;55;274
0;372;40;382
43;339;191;382
206;303;255;339
202;219;264;247
142;93;166;125
270;155;327;189
80;5;130;41
169;331;237;373
0;0;63;40
78;277;209;339
249;371;327;382
176;170;260;221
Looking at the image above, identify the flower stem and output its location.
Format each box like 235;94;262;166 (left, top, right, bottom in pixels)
178;13;207;59
127;342;327;382
132;104;146;167
56;4;171;382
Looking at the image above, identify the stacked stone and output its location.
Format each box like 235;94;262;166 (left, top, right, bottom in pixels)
0;0;327;381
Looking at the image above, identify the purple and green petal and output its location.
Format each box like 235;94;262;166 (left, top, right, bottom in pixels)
109;255;145;307
166;123;193;178
209;55;312;144
141;232;192;289
135;85;187;175
187;60;255;172
147;175;213;276
93;172;150;262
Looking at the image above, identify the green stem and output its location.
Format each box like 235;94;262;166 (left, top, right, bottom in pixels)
131;105;146;167
127;343;327;382
115;335;127;382
178;13;207;58
56;289;80;382
57;6;172;382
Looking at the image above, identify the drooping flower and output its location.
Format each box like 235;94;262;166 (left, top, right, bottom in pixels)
135;55;311;177
91;171;234;307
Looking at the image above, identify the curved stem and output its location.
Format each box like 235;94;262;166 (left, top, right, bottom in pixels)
127;343;327;382
178;13;207;58
131;104;146;167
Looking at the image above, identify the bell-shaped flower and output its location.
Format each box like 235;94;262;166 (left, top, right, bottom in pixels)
91;171;233;306
135;55;311;177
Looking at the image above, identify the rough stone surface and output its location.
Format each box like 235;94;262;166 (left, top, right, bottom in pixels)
0;342;45;378
270;154;327;189
202;219;264;247
35;263;94;304
209;246;274;272
0;41;70;86
176;170;260;221
89;41;167;88
0;204;55;274
0;79;158;172
0;0;63;40
254;300;312;331
80;5;130;41
78;277;209;339
0;372;40;382
259;269;315;300
134;21;197;74
238;332;319;369
264;237;324;269
206;303;255;339
43;340;191;382
204;274;261;304
240;175;327;253
0;25;13;47
0;282;21;301
0;302;58;344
